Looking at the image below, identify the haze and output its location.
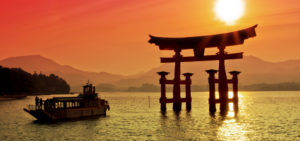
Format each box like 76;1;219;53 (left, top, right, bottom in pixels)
0;0;300;75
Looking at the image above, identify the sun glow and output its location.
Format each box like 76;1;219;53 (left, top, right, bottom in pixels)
214;0;245;25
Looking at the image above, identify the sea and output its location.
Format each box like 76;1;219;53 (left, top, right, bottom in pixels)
0;91;300;140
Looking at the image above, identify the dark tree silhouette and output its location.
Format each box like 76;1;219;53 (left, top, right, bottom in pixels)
0;66;70;95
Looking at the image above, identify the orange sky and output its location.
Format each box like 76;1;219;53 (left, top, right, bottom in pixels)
0;0;300;75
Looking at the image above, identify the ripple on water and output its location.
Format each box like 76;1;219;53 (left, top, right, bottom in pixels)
0;92;300;140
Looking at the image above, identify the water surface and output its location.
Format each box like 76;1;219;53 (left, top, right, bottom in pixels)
0;91;300;140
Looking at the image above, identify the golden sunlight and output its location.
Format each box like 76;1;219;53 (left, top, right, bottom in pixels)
228;91;233;99
214;0;245;25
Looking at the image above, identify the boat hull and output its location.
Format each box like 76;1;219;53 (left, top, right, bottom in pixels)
24;106;108;121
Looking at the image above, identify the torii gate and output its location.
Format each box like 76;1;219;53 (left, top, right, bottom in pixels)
149;25;257;114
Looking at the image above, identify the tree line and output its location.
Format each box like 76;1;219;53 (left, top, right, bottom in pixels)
0;66;70;95
95;82;300;92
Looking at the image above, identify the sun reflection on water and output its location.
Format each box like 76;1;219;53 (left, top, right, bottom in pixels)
227;103;235;118
215;92;248;140
215;91;243;99
229;92;233;99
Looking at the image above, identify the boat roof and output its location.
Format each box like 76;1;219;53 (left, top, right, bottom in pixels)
149;24;258;50
52;97;84;102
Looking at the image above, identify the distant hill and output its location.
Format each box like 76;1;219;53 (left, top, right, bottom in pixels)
0;55;125;91
112;56;300;87
1;55;300;92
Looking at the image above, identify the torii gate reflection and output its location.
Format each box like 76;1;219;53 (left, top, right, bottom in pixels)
149;25;257;115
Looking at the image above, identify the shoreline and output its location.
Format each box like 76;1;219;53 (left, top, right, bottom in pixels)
0;93;75;101
0;95;27;101
0;97;15;101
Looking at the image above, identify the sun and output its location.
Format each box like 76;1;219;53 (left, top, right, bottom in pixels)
214;0;245;25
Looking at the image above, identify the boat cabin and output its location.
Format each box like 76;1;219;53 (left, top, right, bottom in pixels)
83;83;96;95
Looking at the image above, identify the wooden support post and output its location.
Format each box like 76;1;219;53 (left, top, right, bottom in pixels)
229;71;241;112
158;71;169;111
217;46;229;115
173;49;182;111
183;73;193;111
206;69;218;114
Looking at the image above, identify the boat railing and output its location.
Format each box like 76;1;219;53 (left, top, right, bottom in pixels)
26;104;44;111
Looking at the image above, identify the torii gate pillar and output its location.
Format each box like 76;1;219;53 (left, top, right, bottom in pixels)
218;46;229;114
173;49;182;111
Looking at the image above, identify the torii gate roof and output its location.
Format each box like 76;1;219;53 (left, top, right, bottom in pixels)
149;24;257;50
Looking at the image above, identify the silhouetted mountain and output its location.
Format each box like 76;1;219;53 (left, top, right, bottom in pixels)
1;55;300;92
0;55;125;91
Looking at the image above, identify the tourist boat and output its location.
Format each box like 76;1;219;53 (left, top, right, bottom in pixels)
24;83;110;121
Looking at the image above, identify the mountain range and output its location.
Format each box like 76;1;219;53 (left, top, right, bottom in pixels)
1;55;300;92
0;55;125;91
